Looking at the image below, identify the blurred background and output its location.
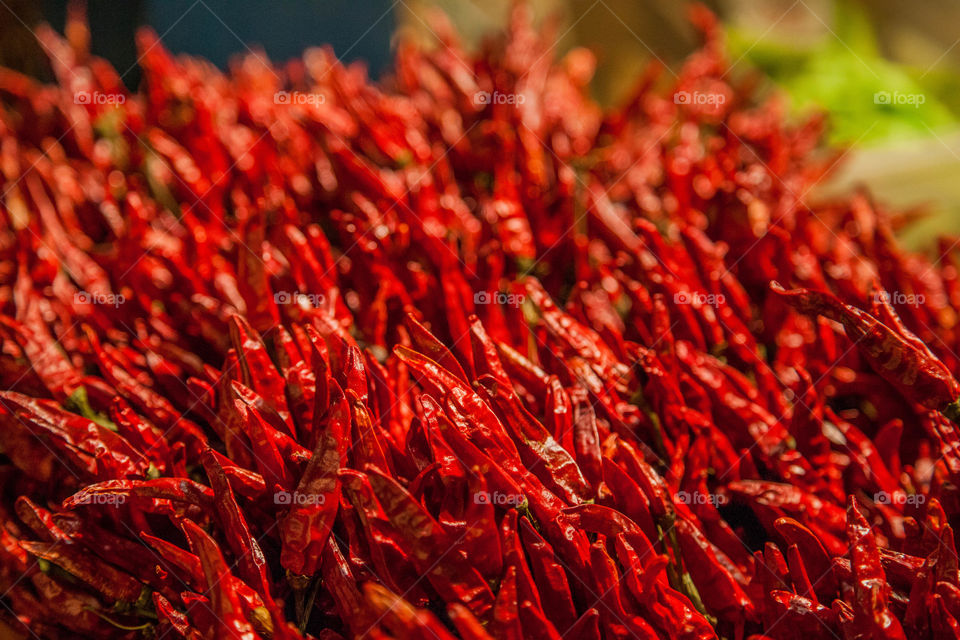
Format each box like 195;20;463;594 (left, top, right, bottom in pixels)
2;0;960;245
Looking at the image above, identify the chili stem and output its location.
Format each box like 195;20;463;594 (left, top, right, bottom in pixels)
942;399;960;427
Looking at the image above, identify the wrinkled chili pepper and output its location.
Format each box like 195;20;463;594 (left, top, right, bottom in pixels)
771;282;960;412
4;6;960;640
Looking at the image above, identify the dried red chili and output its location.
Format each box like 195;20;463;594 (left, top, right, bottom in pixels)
3;5;960;640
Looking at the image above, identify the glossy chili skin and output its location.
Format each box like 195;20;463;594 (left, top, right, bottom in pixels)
771;282;960;410
7;6;960;640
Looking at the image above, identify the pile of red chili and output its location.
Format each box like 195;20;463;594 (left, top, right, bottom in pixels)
3;5;960;639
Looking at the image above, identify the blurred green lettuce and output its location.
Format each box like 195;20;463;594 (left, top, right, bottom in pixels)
726;2;957;146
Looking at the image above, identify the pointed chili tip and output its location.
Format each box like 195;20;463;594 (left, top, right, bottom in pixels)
61;493;83;510
846;495;869;527
336;468;363;485
361;463;389;477
475;374;502;396
392;344;413;359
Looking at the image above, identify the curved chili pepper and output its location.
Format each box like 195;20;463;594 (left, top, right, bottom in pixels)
674;517;757;621
19;540;146;603
364;582;459;640
364;467;496;623
14;497;70;542
180;518;262;640
448;603;496;640
469;315;512;386
846;496;906;639
589;539;660;639
64;478;214;509
201;450;272;598
773;517;837;602
347;389;393;474
406;313;469;384
518;517;578;633
479;375;591;504
771;282;960;411
154;592;204;640
141;531;206;589
493;564;523;640
338;469;418;596
279;392;343;576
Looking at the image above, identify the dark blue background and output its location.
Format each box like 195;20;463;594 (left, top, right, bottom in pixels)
41;0;395;87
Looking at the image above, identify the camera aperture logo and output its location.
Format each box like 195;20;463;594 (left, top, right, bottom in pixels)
74;493;126;507
873;91;925;107
74;91;126;106
474;491;524;506
674;291;725;306
474;291;525;307
675;490;728;507
874;491;925;506
274;91;326;106
274;291;326;307
873;290;925;307
474;91;526;106
274;490;326;506
75;291;125;307
674;91;726;106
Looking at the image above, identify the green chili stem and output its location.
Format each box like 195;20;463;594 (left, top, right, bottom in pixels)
942;400;960;427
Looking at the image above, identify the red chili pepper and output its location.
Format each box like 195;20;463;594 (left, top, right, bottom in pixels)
320;535;377;637
448;603;496;640
364;582;459;640
154;592;204;640
278;393;343;576
461;472;503;579
479;375;591;504
64;477;215;510
773;517;838;602
180;518;263;640
14;496;70;542
846;497;906;639
201;450;273;598
19;540;146;603
771;282;960;411
10;7;960;640
674;517;757;621
364;467;496;623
